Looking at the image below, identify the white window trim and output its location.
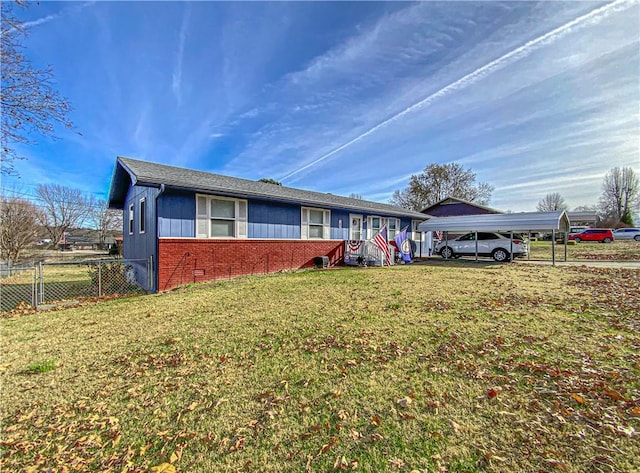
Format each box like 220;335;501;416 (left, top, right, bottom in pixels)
387;217;400;239
411;219;423;241
366;216;400;240
128;203;134;235
139;197;146;234
301;207;331;240
195;194;248;239
367;215;382;240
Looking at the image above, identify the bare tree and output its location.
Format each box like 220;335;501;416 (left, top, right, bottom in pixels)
390;163;493;211
573;205;597;212
258;178;282;186
536;192;568;212
91;200;122;249
348;193;363;200
35;184;91;246
598;167;639;226
0;195;38;262
1;1;74;175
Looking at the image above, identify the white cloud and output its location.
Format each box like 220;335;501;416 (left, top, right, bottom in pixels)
172;3;191;106
279;0;636;182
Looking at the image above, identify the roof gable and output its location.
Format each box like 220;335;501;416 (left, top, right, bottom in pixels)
420;196;502;216
108;157;427;219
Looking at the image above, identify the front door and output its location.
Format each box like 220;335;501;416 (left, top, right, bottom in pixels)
349;214;363;240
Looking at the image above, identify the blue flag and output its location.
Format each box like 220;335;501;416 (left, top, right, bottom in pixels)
394;226;412;263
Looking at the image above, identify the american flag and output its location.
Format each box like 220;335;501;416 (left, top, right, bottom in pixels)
373;225;391;266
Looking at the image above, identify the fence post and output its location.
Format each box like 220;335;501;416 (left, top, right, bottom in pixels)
98;262;102;297
32;268;37;309
38;261;44;305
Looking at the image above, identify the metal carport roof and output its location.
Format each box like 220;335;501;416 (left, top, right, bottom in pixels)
417;210;570;233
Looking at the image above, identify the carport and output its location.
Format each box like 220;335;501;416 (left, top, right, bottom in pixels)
417;210;571;264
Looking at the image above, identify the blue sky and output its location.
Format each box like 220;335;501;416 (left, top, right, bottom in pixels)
4;0;639;212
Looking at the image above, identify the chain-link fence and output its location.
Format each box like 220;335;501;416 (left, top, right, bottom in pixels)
0;265;37;312
0;258;149;312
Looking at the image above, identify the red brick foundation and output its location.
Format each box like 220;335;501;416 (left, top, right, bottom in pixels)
158;238;345;291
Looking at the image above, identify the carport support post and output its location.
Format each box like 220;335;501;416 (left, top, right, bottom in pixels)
551;230;556;266
564;232;568;262
445;232;449;259
510;231;514;262
475;231;478;261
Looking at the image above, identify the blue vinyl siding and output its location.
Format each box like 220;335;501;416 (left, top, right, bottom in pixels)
248;201;300;239
330;209;349;240
123;184;158;292
157;190;195;238
400;217;412;232
151;190;416;243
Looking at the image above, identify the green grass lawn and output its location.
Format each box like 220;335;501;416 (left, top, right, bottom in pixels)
1;263;639;472
528;240;640;261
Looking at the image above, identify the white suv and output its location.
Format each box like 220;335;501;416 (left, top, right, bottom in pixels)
435;232;528;262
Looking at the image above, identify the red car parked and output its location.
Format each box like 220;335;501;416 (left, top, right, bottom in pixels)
568;228;614;243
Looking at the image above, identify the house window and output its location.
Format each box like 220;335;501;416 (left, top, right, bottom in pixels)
369;216;381;239
196;194;247;238
301;207;330;239
411;219;423;241
128;203;134;235
387;218;400;239
139;198;146;234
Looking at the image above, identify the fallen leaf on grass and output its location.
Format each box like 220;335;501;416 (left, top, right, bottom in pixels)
602;388;626;402
334;455;349;470
487;388;499;399
318;436;339;455
397;397;412;408
362;433;384;443
544;458;568;471
169;446;183;463
185;401;198;411
150;463;176;473
570;393;585;405
450;420;461;434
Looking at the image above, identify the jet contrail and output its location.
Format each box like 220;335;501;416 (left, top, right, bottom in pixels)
280;0;635;182
22;2;94;29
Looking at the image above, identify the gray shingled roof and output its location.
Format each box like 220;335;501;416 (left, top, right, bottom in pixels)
110;157;427;219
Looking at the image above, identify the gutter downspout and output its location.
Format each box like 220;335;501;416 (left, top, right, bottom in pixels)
153;184;165;293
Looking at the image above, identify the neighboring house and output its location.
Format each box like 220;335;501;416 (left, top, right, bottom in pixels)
566;211;597;228
107;157;427;292
420;197;503;217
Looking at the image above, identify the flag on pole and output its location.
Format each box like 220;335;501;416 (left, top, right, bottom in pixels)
373;225;391;266
394;225;412;263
